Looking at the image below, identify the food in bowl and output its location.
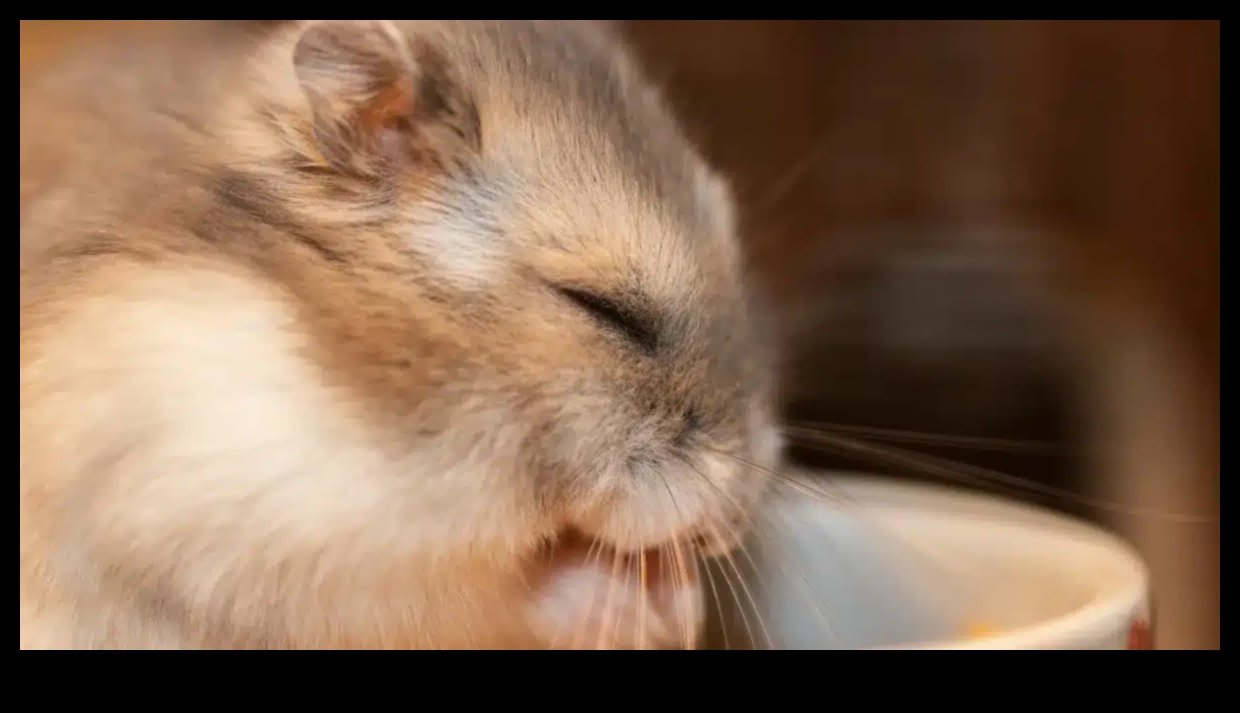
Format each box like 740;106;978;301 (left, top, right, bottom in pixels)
964;621;998;640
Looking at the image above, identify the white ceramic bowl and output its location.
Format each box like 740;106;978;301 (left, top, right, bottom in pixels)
704;472;1152;650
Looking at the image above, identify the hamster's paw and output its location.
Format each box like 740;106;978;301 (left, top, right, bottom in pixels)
526;532;705;650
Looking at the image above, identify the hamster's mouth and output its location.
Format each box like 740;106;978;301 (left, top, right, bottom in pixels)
526;528;705;649
549;527;703;582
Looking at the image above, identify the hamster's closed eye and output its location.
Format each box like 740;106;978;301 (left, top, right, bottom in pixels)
554;285;660;354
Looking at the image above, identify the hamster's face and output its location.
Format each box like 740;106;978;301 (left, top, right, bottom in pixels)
226;20;782;646
405;22;781;550
489;133;782;554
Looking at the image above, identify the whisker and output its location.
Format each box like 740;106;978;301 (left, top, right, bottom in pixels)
566;535;606;652
698;548;731;651
678;455;842;650
706;553;760;650
695;516;778;651
613;540;636;650
611;499;638;651
594;542;625;651
725;452;850;507
712;449;983;626
787;420;1071;455
744;129;837;230
638;548;649;651
757;487;978;649
662;455;780;650
701;520;777;650
745;505;846;648
649;475;760;650
785;426;1217;524
650;475;691;650
669;537;695;650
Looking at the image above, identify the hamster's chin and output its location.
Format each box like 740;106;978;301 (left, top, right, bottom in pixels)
522;528;706;650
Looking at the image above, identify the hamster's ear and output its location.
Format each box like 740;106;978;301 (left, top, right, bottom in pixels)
290;20;479;176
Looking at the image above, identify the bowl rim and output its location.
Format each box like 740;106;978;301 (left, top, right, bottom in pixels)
780;471;1151;650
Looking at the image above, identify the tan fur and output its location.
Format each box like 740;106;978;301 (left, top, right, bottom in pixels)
20;21;782;649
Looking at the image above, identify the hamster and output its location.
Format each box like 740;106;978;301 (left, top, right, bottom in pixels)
19;20;783;649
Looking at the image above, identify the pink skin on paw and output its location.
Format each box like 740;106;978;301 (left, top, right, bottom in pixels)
526;533;704;650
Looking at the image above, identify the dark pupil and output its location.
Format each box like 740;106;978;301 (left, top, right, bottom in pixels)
558;287;658;353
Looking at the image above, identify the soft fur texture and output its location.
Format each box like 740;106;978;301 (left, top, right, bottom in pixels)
20;20;782;649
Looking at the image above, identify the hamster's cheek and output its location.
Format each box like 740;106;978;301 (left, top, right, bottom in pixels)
523;534;705;650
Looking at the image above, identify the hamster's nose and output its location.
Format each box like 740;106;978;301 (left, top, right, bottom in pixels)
672;409;704;450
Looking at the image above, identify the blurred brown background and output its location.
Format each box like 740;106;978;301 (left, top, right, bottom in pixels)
623;21;1219;650
20;20;1219;649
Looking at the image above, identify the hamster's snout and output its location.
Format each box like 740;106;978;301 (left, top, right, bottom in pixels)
672;408;704;450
